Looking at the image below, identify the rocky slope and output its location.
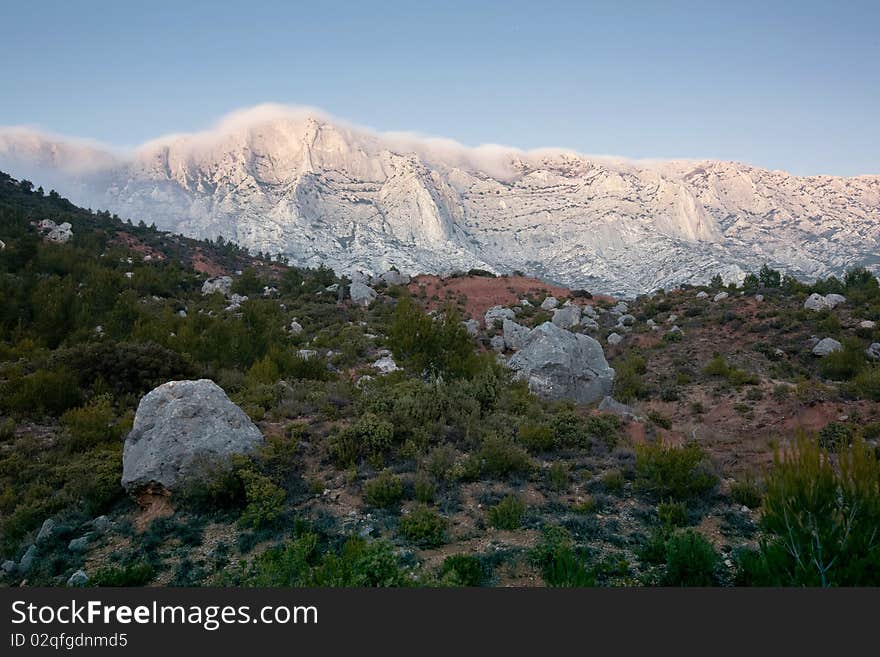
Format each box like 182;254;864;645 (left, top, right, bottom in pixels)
2;106;879;296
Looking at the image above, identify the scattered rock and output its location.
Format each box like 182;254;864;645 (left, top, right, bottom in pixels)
201;276;232;296
507;322;615;404
805;292;846;311
262;286;279;298
581;317;599;331
540;296;559;310
598;396;638;421
485;305;516;326
289;320;304;335
177;309;187;318
19;544;36;574
380;270;411;286
462;319;479;337
66;570;89;587
36;518;56;544
646;319;657;330
349;282;377;307
490;335;506;353
867;343;880;361
372;355;399;374
297;349;318;360
617;313;636;327
502;319;532;351
754;294;764;302
696;291;709;299
713;292;729;302
611;301;629;315
1;560;16;576
519;298;532;307
225;293;248;311
668;325;683;335
121;379;264;494
551;305;581;329
68;536;90;553
607;332;623;346
38;219;73;243
582;305;598;320
812;337;843;357
858;320;876;330
90;516;111;534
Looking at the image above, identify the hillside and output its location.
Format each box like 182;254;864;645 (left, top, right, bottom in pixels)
2;106;879;296
1;171;879;588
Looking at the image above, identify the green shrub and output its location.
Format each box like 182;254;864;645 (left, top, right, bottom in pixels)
635;441;717;501
440;554;485;586
238;470;286;529
487;495;525;530
818;421;855;452
819;339;866;381
601;469;625;494
586;413;621;448
547;462;569;492
613;354;647;402
477;435;532;478
846;367;880;401
748;434;880;586
531;526;595;587
657;500;688;528
664;530;718;586
550;410;586;447
364;470;404;508
329;413;395;467
91;562;155;587
517;422;554;452
1;367;81;416
60;395;124;452
413;473;436;504
730;474;763;509
399;504;447;547
647;410;672;430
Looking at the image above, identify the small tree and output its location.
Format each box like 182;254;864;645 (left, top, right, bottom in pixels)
758;264;781;288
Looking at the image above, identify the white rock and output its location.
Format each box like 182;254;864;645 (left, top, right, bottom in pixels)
859;320;877;330
463;318;479;336
201;276;233;296
372;355;399;374
551;305;581;329
754;294;764;302
503;319;532;351
490;335;506;352
289;320;304;335
713;292;729;302
825;293;846;308
297;349;318;360
540;296;559;310
607;332;623;346
485;305;516;326
812;337;843;357
867;343;880;361
696;291;709;299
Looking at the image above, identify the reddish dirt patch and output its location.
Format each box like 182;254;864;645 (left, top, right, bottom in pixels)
191;247;226;276
409;274;615;322
111;232;166;260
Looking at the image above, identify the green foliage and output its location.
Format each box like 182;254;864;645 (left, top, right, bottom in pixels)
657;500;688;528
612;353;647;402
730;474;763;509
238;469;286;529
250;533;412;586
702;354;759;386
635;441;717;501
389;296;478;379
91;562;155;587
364;469;404;508
818;339;867;381
1;367;81;416
747;434;880;586
846;367;880;401
663;530;718;586
758;264;781;288
413;473;437;503
818;421;855;452
487;495;525;530
60;395;126;453
475;435;532;478
547;462;570;492
517;422;554;452
531;526;595;587
440;554;485;586
329;413;395;468
399;504;447;547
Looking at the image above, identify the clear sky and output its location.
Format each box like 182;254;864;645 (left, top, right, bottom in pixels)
2;0;878;176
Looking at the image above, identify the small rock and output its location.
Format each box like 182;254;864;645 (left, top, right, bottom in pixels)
349;282;377;307
866;343;880;361
462;319;479;337
372;356;399;374
551;305;581;329
67;570;89;587
90;516;111;534
540;296;559;310
812;337;843;357
858;320;876;330
581;317;599;331
36;518;56;544
617;313;636;327
289;320;304;335
825;293;846;308
177;309;187;318
485;305;516;325
68;536;90;553
297;349;318;360
19;544;37;573
713;292;729;302
2;560;16;575
696;291;709;299
754;294;764;302
607;332;623;346
201;276;233;296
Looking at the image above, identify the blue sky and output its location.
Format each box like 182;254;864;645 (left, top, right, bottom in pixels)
2;0;878;175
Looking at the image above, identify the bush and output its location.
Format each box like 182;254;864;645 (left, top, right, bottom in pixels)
1;367;81;416
730;474;763;509
635;441;717;501
517;422;554;452
399;504;447;547
749;434;880;586
818;421;855;452
663;530;718;586
477;435;532;478
819;339;866;381
238;470;286;529
364;470;404;508
413;472;436;503
531;526;595;587
91;562;155;587
846;367;880;401
440;554;485;586
329;413;395;467
613;354;647;402
487;495;525;530
657;500;688;528
547;462;569;492
60;395;124;452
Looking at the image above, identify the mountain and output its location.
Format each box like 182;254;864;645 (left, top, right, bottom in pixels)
2;105;879;296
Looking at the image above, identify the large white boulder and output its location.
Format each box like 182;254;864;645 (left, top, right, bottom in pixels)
812;338;843;357
551;305;581;329
507;322;615;404
349;282;377;306
121;380;263;493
